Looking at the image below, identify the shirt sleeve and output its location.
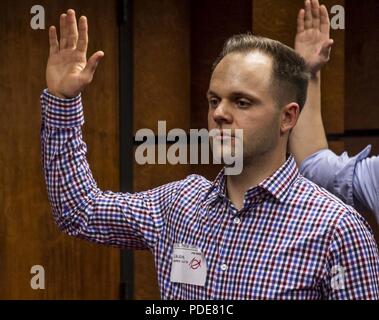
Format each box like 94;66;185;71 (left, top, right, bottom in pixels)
299;146;373;210
40;89;179;250
322;210;379;299
353;154;379;224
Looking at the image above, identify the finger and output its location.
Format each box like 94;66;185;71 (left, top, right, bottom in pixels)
77;16;88;53
49;26;59;56
59;13;68;50
297;9;305;33
81;51;104;83
320;5;330;35
311;0;320;29
304;0;313;30
66;9;79;49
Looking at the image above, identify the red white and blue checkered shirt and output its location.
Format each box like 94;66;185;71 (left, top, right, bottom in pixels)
40;90;379;300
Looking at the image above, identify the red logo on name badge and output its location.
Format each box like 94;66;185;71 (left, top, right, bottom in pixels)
189;257;202;270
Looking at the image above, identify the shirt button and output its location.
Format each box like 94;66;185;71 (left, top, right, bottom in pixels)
221;264;228;271
233;217;241;225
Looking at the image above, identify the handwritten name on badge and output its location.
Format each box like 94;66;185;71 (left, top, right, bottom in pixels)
170;243;207;286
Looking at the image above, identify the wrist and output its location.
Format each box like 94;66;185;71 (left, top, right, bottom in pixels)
309;71;321;82
46;89;75;100
41;90;84;128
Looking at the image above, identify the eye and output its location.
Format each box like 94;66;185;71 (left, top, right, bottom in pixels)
208;97;219;108
236;99;251;108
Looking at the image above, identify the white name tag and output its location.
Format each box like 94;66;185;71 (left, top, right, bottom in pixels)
170;243;207;286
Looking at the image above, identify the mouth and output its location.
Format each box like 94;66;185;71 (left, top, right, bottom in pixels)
212;133;236;142
217;130;235;137
214;134;234;139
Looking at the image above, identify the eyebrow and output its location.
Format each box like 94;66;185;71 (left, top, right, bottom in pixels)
206;90;218;98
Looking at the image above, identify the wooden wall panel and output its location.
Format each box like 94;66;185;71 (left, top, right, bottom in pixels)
0;0;120;299
190;0;252;132
252;0;345;135
133;0;191;299
133;0;190;134
328;141;345;155
345;0;379;130
320;0;345;135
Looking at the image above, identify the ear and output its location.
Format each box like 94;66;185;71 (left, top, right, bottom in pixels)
280;102;300;135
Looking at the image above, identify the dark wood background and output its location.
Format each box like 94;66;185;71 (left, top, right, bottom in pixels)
0;0;120;299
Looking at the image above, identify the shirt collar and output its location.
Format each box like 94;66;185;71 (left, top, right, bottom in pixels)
203;168;227;206
257;155;299;203
204;155;299;205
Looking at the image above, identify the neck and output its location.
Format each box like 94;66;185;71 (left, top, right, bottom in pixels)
226;148;287;210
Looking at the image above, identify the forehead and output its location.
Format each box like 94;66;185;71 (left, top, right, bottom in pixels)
210;51;273;95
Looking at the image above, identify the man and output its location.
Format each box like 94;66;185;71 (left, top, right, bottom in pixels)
41;9;379;299
290;0;379;223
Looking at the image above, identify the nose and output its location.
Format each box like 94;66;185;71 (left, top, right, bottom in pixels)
212;100;233;126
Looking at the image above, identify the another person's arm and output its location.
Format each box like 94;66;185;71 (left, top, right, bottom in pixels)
301;147;379;223
289;0;333;165
41;9;176;249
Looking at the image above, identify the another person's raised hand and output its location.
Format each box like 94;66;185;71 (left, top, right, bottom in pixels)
46;9;104;99
295;0;334;76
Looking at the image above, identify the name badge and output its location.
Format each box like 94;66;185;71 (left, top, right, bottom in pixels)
170;243;207;286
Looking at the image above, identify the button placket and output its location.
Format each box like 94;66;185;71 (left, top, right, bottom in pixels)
216;202;231;277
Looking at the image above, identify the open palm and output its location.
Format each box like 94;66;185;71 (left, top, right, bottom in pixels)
46;10;104;99
295;0;333;75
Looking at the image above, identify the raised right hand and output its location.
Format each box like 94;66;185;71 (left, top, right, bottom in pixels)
295;0;334;76
46;9;104;99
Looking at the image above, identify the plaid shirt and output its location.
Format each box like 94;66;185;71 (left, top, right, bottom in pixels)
40;90;379;300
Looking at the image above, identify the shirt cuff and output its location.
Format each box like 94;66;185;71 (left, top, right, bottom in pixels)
334;146;372;207
40;89;84;128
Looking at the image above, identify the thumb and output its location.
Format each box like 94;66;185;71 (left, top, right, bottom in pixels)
82;51;104;82
319;39;334;60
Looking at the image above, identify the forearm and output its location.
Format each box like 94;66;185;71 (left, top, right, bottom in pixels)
289;72;328;166
40;90;100;233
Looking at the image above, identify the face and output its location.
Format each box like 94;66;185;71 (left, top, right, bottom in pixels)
207;51;284;167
